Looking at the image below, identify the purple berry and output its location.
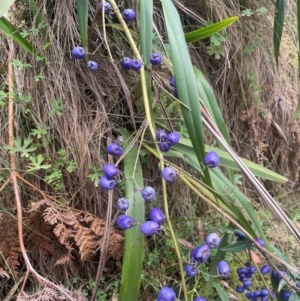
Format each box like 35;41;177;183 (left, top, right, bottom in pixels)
158;287;176;301
99;176;116;190
272;269;286;280
261;297;269;301
116;214;134;230
131;59;143;71
217;260;230;277
106;142;123;156
156;128;167;141
192;244;210;264
167;131;180;145
120;57;133;71
149;208;165;224
194;297;207;301
87;60;98;71
159;141;171;152
260;288;269;296
117;198;129;211
71;46;86;59
260;264;271;274
140;221;160;236
242;280;252;288
184;264;198;277
173;88;178;98
122;8;136;22
204;151;220;168
99;1;112;15
296;282;300;288
245;292;254;299
236;286;244;293
141;186;156;201
282;290;291;300
169;76;176;87
253;290;261;297
161;166;177;182
237;267;248;275
248;266;257;274
103;163;119;178
255;237;265;247
149;52;163;65
205;233;221;249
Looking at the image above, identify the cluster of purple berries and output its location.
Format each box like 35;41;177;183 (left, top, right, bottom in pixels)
120;52;163;71
71;2;136;71
184;233;230;279
156;128;180;152
99;1;136;22
98;142;123;190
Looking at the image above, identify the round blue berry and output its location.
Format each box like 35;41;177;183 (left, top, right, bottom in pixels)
173;88;178;98
131;59;143;71
205;233;221;249
260;264;271;274
158;287;176;301
99;176;116;190
204;151;220;168
156;129;168;141
87;60;98;71
217;260;230;277
120;57;133;71
106;142;123;156
272;269;286;280
260;288;269;297
161;166;177;182
192;244;210;264
282;290;291;300
71;46;86;59
169;76;176;87
141;186;156;201
184;264;198;277
149;52;163;65
99;1;112;15
149;208;165;225
255;237;265;247
159;141;171;152
140;221;159;236
167;131;180;145
122;8;135;22
236;286;244;293
194;297;207;301
116;214;134;230
117;198;129;211
103;163;119;179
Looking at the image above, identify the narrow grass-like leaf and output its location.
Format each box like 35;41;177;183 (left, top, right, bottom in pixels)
119;129;145;301
76;0;88;49
185;17;238;43
0;0;15;17
194;67;234;182
221;241;249;252
139;0;154;122
213;283;229;301
274;0;285;66
28;0;48;41
161;0;211;184
172;138;288;183
0;17;35;54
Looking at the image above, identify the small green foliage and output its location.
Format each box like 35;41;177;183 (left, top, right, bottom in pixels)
241;9;254;17
88;164;103;187
50;97;65;117
256;7;268;15
206;44;224;59
33;73;45;82
30;126;50;139
4;136;36;157
27;154;52;171
12;59;33;71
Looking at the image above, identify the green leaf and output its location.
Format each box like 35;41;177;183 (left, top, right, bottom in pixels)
274;0;285;66
119;129;145;301
213;283;229;301
4;137;36;158
161;0;212;186
27;154;52;171
0;0;15;18
0;17;35;54
221;241;249;252
76;0;88;49
185;17;238;43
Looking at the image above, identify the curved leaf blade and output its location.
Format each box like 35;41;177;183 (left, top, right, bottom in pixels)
0;16;35;54
0;0;15;17
76;0;88;49
274;0;285;66
119;129;145;301
185;17;238;43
